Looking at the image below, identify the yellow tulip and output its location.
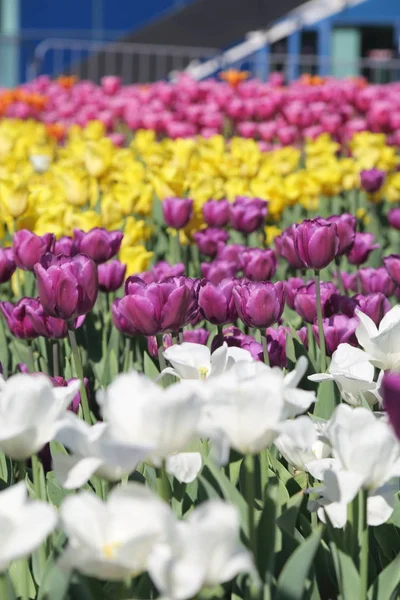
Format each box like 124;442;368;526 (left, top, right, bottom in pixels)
83;139;113;178
119;245;154;276
0;176;29;218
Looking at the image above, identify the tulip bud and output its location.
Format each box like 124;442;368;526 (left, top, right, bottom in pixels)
13;230;55;271
193;228;229;257
54;236;77;257
359;267;397;296
216;243;245;269
384;255;400;286
265;326;288;368
25;300;85;338
351;293;390;326
242;248;277;281
201;260;237;285
111;298;137;335
383;372;400;440
294;281;338;324
284;277;305;310
198;279;238;325
147;328;210;358
73;228;123;264
326;214;356;255
292;219;340;270
162;197;193;229
118;276;199;336
202;199;230;227
0;298;40;339
312;315;358;356
34;253;98;320
98;260;126;293
151;261;185;282
388;208;400;230
233;280;285;328
229;196;268;234
275;229;305;270
360;168;385;193
211;326;263;361
347;233;379;265
0;247;16;283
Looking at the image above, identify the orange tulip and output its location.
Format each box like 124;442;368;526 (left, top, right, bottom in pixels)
219;69;250;87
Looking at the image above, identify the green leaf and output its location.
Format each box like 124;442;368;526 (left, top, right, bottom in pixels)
143;351;160;380
368;548;400;600
46;472;70;508
276;525;323;600
37;560;70;600
331;546;361;600
9;560;36;598
313;380;338;420
202;457;249;536
257;478;278;581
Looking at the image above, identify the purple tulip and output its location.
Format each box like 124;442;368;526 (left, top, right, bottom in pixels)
193;228;229;257
152;261;185;281
341;271;358;293
294;281;338;324
34;253;99;320
312;314;358;356
297;326;309;349
229;196;268;234
233;281;285;328
284;277;305;310
211;326;263;361
216;243;245;269
73;228;123;264
275;229;307;270
162;197;193;229
54;236;77;257
202;199;230;227
111;298;138;335
13;230;55;271
383;372;400;440
67;377;89;414
242;248;277;281
326;214;356;256
360;168;385;193
292;218;340;270
25;300;84;338
265;326;289;368
359;267;397;296
98;260;126;293
118;276;199;336
201;260;237;285
0;247;16;283
388;208;400;230
384;255;400;286
337;292;390;326
0;298;40;339
198;279;238;325
347;232;379;265
147;328;210;358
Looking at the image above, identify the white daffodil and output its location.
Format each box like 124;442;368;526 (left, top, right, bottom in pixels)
0;482;57;571
308;404;400;527
274;416;331;474
162;342;253;381
53;412;153;489
308;343;382;406
59;483;173;581
148;500;253;600
97;371;203;481
0;374;80;460
355;305;400;370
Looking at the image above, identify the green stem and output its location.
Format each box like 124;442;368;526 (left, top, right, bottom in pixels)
358;490;369;600
18;460;26;483
67;324;91;424
156;460;171;503
26;341;35;373
314;270;327;372
306;323;315;362
244;454;256;556
156;334;167;371
31;454;47;574
52;340;59;378
123;337;131;371
335;258;346;296
261;333;270;366
0;571;12;600
175;230;181;263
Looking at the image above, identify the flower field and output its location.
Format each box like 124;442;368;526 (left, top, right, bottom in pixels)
1;73;400;600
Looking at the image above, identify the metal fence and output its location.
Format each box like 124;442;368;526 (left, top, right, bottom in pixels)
27;38;219;83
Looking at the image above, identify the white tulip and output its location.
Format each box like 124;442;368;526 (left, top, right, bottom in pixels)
308;404;400;527
59;483;173;580
148;500;253;600
97;371;203;466
29;154;51;173
0;482;57;571
309;343;382;406
162;342;253;380
274;416;330;473
0;374;80;460
53;412;153;489
355;306;400;370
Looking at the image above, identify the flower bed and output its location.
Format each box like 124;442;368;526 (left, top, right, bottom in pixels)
0;75;399;600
